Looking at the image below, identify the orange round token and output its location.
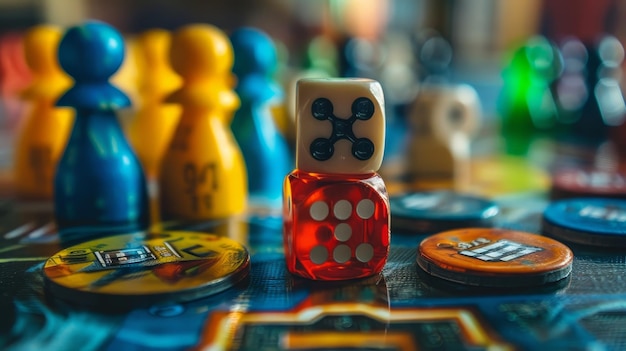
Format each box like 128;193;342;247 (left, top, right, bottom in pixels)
417;228;573;287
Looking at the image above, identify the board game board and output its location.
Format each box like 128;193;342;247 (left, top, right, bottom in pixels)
1;12;626;351
1;166;626;351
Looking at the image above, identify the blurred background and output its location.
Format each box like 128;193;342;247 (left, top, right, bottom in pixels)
1;0;626;178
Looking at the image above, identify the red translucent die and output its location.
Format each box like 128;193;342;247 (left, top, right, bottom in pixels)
283;170;390;280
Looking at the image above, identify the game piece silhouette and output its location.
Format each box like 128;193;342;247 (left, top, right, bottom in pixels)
126;29;181;180
230;27;290;204
54;21;149;243
13;25;72;199
159;24;247;220
406;84;481;190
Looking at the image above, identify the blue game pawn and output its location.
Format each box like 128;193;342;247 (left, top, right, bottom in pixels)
54;21;149;244
230;27;291;205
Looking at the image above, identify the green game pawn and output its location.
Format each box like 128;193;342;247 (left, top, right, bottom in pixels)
498;36;563;155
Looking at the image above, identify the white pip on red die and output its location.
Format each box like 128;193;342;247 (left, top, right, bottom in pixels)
283;78;390;281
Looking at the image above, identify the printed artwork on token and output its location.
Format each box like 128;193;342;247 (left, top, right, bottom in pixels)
43;231;250;308
417;228;573;288
543;198;626;248
390;191;499;233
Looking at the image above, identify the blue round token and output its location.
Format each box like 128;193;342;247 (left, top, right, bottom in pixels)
542;198;626;247
390;191;499;234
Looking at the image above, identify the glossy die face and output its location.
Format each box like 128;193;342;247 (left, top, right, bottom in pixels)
283;171;390;281
296;78;386;175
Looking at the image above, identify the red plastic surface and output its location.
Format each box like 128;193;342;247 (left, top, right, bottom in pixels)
283;170;390;280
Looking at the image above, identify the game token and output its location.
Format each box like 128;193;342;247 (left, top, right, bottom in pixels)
543;198;626;248
43;231;250;308
390;191;498;233
551;168;626;199
417;228;573;287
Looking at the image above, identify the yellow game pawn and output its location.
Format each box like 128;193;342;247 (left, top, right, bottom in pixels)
159;24;247;220
111;35;140;109
126;29;181;180
13;25;73;199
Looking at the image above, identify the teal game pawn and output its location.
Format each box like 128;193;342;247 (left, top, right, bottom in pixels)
230;27;291;205
54;21;149;244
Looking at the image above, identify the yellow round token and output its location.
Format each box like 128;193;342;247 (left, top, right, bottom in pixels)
417;228;573;287
43;231;249;308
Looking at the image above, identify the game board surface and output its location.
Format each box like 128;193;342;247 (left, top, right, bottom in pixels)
1;177;626;351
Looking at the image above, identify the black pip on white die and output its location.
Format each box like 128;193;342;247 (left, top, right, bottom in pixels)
310;97;376;161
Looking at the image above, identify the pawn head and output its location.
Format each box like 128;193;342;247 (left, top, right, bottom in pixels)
170;24;233;79
230;27;277;76
23;25;64;75
138;29;171;68
58;21;125;82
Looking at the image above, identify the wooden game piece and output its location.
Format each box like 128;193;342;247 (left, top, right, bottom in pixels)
54;21;150;244
159;24;247;221
230;27;290;204
125;29;181;180
283;78;390;281
405;83;481;191
13;25;73;199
